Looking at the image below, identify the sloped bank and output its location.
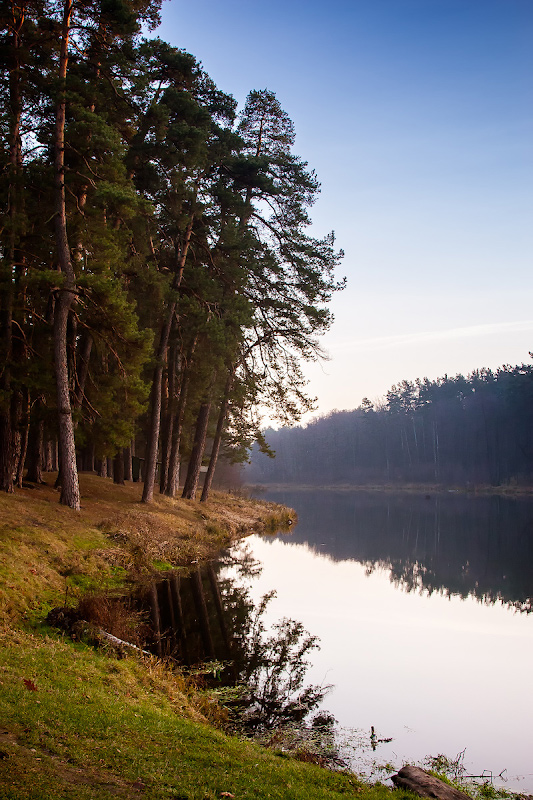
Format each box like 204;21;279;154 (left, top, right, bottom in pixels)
0;474;406;800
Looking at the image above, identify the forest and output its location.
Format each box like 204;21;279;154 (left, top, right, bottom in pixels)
246;363;533;487
0;0;343;509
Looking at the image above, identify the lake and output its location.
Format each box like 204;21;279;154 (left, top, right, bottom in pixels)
226;489;533;792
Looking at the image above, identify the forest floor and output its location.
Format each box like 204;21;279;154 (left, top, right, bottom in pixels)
0;473;416;800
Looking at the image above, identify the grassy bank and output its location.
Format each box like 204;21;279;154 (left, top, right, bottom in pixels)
0;475;411;800
0;475;295;625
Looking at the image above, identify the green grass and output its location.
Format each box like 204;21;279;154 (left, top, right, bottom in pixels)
0;627;411;800
0;475;412;800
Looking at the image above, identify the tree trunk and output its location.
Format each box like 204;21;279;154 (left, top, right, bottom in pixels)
182;396;212;500
165;336;197;497
15;388;30;487
53;0;80;510
0;265;15;489
123;445;132;481
142;213;194;504
141;303;176;504
159;345;178;494
0;400;15;493
85;442;95;472
54;300;80;508
73;331;92;411
113;450;125;484
52;438;59;472
42;437;51;473
26;406;45;484
200;368;234;502
165;402;183;497
0;5;23;494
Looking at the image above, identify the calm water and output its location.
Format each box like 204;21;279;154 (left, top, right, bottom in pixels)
231;490;533;791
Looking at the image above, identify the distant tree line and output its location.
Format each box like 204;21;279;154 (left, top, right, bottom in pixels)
247;363;533;486
260;488;533;612
0;0;343;508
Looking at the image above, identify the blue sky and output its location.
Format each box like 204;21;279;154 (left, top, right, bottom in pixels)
156;0;533;417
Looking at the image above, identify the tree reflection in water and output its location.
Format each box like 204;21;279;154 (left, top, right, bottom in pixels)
141;545;333;742
257;490;533;613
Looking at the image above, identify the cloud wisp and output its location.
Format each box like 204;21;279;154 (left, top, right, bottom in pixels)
331;320;533;354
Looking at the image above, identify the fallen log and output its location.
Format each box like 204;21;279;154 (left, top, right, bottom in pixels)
93;626;151;657
391;765;471;800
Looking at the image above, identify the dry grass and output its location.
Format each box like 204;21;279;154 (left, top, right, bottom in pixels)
0;478;394;800
0;473;295;625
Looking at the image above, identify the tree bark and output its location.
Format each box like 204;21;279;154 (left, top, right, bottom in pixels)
182;394;213;500
141;303;176;503
85;442;95;472
123;445;132;481
73;331;92;411
52;0;80;510
200;367;234;502
0;4;23;493
0;398;15;493
113;450;125;484
7;391;22;489
15;388;30;487
142;214;194;504
159;345;178;494
26;402;45;484
52;438;59;472
43;438;52;473
165;336;197;497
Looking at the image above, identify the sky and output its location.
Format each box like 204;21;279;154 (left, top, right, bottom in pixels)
155;0;533;420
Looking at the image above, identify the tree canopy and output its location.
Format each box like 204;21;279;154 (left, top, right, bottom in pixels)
0;0;344;506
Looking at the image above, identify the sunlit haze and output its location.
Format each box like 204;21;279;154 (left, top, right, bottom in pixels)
157;0;533;419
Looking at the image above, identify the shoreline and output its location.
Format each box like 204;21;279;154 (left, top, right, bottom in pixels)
0;474;521;800
246;482;533;497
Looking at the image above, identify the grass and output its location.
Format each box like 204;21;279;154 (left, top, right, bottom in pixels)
0;627;401;799
0;473;418;800
0;474;294;624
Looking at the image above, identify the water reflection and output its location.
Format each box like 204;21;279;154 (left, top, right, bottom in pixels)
256;490;533;611
63;489;533;788
243;488;533;791
141;554;331;736
144;565;235;665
